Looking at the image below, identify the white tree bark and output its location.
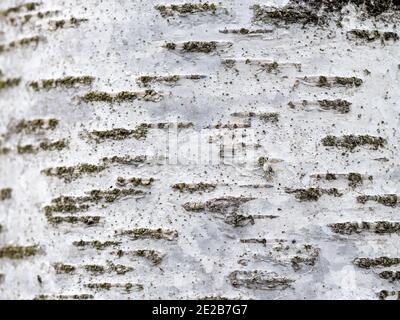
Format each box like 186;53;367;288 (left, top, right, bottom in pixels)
0;0;400;300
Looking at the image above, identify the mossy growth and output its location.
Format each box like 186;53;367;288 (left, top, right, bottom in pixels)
8;10;59;26
34;294;94;300
116;177;154;187
182;201;206;211
220;28;269;35
329;221;400;235
117;249;163;266
286;187;342;201
108;263;133;275
137;75;180;87
155;3;217;16
44;188;144;215
73;240;121;250
15;118;59;133
116;228;178;241
85;282;143;292
335;76;363;87
318;99;351;114
29;76;94;91
0;147;10;155
51;17;88;30
44;196;90;215
84;264;105;274
322;135;386;151
47;215;101;226
102;155;147;165
81;90;160;103
353;257;400;269
259;62;280;73
252;4;320;25
357;194;398;207
228;270;294;290
53;263;76;274
0;188;12;201
183;41;217;53
0;78;21;90
347;29;399;43
88;125;148;142
0;2;41;17
259;113;279;124
0;36;42;54
348;173;363;188
0;245;38;259
171;182;216;193
17;139;67;154
379;271;400;282
291;245;320;271
42;163;107;182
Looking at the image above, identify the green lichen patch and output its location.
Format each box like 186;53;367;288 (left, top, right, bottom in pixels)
0;78;21;90
259;112;279;124
353;257;400;269
322;135;386;151
87;125;148;142
0;245;38;259
84;264;105;274
0;147;11;155
42;163;107;182
44;188;145;214
252;4;321;25
85;282;143;292
44;196;90;215
220;28;271;35
318;99;352;113
8;10;60;26
137;74;205;87
116;177;154;187
228;270;294;290
15;118;58;133
29;76;94;91
171;182;216;193
357;194;398;207
285;187;342;202
0;188;12;201
116;249;164;266
49;17;88;30
34;294;94;300
102;155;147;165
379;271;400;282
165;41;218;53
347;29;399;43
17;139;67;154
329;221;400;235
53;263;76;274
155;3;217;16
348;173;363;188
73;240;121;250
80;89;161;103
378;290;400;300
107;263;134;275
259;1;398;18
47;215;101;226
0;36;42;54
291;245;320;271
182;201;206;211
310;75;363;88
0;2;41;17
137;75;179;87
116;228;178;241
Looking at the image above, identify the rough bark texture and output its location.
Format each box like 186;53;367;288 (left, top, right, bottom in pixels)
0;0;400;300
